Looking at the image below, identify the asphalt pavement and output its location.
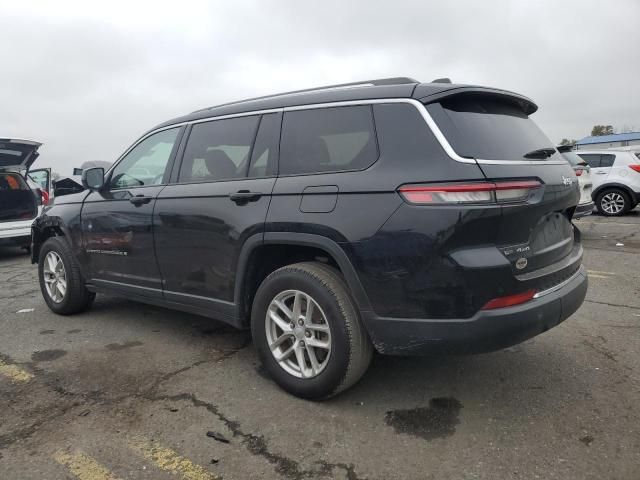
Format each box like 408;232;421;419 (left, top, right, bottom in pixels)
0;210;639;479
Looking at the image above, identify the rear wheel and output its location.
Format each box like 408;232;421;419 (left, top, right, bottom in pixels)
38;237;95;315
251;262;372;399
596;188;630;216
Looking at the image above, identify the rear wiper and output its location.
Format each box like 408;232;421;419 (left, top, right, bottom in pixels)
523;147;556;159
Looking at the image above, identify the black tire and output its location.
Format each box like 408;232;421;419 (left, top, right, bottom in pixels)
251;262;372;399
595;188;631;216
38;236;95;315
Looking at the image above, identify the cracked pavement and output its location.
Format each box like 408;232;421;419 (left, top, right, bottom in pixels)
1;210;639;479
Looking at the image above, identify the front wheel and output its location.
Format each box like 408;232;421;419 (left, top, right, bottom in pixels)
38;237;95;315
596;188;630;216
251;262;372;399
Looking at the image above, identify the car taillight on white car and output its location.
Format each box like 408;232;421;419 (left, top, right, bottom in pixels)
398;180;542;205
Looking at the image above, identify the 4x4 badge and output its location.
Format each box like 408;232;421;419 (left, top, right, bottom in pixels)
515;257;528;270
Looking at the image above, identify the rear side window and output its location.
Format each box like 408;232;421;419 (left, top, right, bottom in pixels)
578;154;615;168
279;106;378;175
578;154;600;168
425;94;559;161
179;116;259;183
600;154;615;167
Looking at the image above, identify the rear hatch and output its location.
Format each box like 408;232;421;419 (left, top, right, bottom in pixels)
423;92;581;292
0;138;41;171
0;172;38;222
0;139;42;223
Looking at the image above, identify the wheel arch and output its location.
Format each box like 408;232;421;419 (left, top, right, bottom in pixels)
31;215;73;264
234;233;372;327
592;183;635;202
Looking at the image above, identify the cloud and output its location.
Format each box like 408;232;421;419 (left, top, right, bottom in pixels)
1;0;638;174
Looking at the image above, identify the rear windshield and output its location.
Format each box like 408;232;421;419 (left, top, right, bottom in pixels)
0;173;28;191
560;150;587;167
425;94;560;161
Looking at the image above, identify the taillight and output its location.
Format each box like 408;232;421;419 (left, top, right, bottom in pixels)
481;289;537;310
574;169;583;176
40;189;50;206
629;165;640;173
398;180;542;205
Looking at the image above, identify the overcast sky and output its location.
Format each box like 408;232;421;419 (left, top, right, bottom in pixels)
1;0;638;175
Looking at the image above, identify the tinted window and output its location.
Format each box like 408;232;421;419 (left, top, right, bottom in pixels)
426;94;559;161
578;154;601;168
110;128;180;189
179;116;259;183
600;154;615;168
248;114;280;178
280;106;378;175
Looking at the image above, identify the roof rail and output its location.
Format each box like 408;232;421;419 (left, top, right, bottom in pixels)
431;78;452;83
192;77;420;113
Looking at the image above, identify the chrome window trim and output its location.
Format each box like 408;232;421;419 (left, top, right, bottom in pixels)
113;97;567;173
104;123;187;178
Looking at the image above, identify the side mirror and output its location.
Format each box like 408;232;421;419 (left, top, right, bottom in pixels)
82;167;105;191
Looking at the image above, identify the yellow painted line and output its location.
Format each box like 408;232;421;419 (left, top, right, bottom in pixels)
588;274;610;279
54;451;121;480
587;270;616;275
0;359;33;383
130;437;219;480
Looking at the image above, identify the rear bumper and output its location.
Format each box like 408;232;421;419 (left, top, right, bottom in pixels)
0;220;33;242
363;266;588;355
573;202;594;218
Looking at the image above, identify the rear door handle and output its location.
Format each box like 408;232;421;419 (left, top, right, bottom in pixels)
129;195;153;206
594;171;607;175
229;191;262;204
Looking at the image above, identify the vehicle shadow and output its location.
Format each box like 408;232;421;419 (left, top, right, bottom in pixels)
0;245;30;262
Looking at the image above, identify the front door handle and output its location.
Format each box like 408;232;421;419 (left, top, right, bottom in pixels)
229;191;262;204
129;195;153;206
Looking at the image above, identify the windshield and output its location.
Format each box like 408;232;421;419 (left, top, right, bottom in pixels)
425;94;560;161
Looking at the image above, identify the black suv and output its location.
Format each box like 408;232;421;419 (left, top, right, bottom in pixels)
32;77;588;399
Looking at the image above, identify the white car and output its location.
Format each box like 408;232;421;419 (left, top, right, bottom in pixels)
0;138;50;250
577;149;640;216
558;145;593;218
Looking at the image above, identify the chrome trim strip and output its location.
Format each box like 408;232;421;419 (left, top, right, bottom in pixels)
532;267;583;299
112;96;565;174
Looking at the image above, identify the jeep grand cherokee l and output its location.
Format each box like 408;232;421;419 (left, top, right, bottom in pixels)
32;78;588;399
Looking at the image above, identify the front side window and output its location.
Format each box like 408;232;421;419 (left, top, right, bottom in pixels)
248;114;280;178
110;128;180;189
179;116;259;183
279;106;378;175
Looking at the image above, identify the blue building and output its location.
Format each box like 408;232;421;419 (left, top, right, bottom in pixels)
575;132;640;150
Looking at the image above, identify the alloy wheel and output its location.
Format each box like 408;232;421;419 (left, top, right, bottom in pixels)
601;192;625;215
43;251;67;303
265;289;332;379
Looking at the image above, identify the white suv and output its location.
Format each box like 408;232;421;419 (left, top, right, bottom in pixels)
0;138;49;250
577;150;640;216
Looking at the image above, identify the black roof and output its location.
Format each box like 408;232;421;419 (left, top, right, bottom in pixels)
150;78;537;133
